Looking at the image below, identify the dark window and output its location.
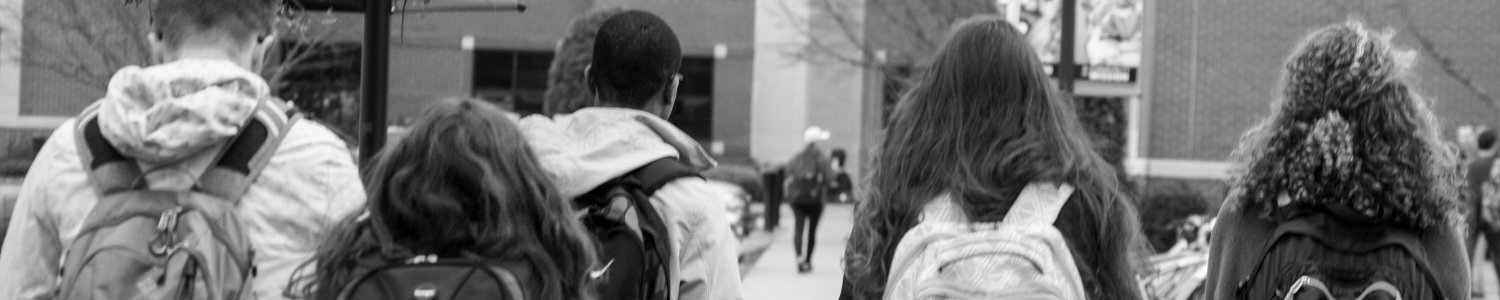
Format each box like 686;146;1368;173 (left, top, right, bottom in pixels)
671;56;714;141
473;50;554;116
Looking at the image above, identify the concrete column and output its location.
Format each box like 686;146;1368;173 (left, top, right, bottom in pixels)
751;0;811;164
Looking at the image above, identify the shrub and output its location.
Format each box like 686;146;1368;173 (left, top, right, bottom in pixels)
1137;182;1212;253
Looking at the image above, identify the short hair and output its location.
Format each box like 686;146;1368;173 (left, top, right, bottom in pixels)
1480;129;1497;151
831;148;847;166
152;0;275;48
543;7;627;116
588;11;681;108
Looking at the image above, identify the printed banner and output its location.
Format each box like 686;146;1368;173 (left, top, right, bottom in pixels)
999;0;1143;82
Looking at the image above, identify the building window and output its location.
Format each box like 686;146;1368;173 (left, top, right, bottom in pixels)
471;51;715;141
473;50;553;116
672;56;714;141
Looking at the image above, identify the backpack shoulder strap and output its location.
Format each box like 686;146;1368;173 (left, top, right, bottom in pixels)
627;157;702;196
1003;182;1075;225
73;102;142;196
198;98;301;201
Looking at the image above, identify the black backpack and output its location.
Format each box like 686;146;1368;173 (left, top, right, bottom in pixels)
1235;205;1446;300
336;253;530;300
575;158;698;300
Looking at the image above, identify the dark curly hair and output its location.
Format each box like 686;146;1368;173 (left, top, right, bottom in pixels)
1226;20;1461;229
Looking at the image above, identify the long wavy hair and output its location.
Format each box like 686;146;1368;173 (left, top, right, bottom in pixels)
844;16;1144;300
1226;20;1461;229
290;99;598;300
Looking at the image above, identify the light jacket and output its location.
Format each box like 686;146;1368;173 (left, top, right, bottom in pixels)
517;107;744;300
0;59;366;300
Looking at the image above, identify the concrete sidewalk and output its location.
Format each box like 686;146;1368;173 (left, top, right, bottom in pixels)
741;204;854;300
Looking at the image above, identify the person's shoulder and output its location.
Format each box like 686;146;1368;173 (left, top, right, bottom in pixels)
655;177;733;211
280;120;355;153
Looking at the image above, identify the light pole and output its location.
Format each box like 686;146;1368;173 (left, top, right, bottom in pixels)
288;0;526;164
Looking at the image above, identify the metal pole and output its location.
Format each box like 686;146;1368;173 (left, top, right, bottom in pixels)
1058;0;1077;93
359;0;391;164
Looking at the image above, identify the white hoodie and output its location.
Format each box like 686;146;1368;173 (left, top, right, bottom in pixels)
0;59;366;299
517;108;744;300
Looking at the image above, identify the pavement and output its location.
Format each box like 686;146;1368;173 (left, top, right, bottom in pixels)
740;203;854;300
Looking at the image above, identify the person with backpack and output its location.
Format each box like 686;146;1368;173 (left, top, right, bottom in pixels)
838;16;1146;300
286;99;598;300
1203;21;1469;299
0;0;366;299
786;127;831;273
515;10;743;300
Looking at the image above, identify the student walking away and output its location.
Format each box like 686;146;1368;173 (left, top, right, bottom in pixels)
829;148;854;203
1203;21;1469;300
838;16;1146;300
515;10;743;300
287;99;598;300
787;127;831;273
0;0;366;299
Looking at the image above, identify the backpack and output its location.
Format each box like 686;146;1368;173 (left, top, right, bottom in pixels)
1234;204;1445;300
884;183;1088;300
575;158;698;300
56;98;297;300
335;253;530;300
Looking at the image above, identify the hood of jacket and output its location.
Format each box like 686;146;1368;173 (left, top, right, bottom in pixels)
95;59;268;164
516;107;715;199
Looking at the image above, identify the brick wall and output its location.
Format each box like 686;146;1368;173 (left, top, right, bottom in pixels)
1146;0;1500;162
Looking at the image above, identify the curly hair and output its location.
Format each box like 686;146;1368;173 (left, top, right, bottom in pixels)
843;16;1145;300
1226;20;1462;229
289;99;598;300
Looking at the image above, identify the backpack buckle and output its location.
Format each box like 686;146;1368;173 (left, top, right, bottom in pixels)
149;207;184;256
406;254;438;264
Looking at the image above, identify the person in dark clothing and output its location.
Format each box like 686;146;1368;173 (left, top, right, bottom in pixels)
828;148;853;203
787;127;831;273
762;166;785;232
1470;128;1500;296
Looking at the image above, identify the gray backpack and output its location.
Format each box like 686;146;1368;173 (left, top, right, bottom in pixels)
56;98;297;299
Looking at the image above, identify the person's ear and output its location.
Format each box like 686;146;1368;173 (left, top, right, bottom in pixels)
249;32;278;71
584;64;600;106
147;32;168;64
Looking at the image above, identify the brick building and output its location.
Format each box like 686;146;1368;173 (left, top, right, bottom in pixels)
1138;0;1500;205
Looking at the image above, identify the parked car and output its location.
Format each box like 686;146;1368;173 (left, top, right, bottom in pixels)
701;164;767;239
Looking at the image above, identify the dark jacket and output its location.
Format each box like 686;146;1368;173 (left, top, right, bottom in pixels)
1203;198;1469;299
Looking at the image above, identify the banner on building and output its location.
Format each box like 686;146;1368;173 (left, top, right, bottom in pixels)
999;0;1142;83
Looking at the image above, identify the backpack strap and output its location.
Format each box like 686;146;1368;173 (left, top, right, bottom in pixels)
620;158;697;300
628;157;702;195
1003;183;1076;225
198;98;300;201
73;102;142;196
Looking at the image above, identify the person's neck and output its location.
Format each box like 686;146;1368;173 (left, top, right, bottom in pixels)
595;101;664;117
169;46;246;68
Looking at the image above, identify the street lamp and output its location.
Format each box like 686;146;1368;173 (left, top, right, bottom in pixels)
286;0;526;164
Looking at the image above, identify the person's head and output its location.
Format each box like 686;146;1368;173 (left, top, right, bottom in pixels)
147;0;278;70
845;16;1142;300
1227;20;1459;229
586;10;682;117
831;148;847;170
1478;128;1497;157
297;99;597;300
544;7;628;116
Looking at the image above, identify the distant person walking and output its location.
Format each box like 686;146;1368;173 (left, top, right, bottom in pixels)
1204;21;1468;299
786;127;831;273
